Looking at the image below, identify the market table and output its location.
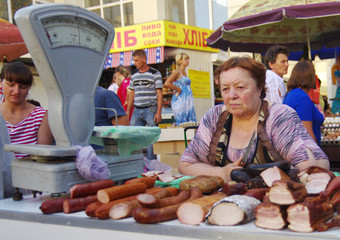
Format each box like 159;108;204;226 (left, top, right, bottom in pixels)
0;195;339;240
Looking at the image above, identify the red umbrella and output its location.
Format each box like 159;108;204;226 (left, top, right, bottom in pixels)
0;18;28;62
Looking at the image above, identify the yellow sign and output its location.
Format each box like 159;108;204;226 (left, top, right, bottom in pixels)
110;20;218;53
188;69;211;99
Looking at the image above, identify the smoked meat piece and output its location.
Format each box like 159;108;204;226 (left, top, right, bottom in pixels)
269;180;307;205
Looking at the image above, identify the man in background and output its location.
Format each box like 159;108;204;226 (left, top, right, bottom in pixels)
264;45;289;103
95;71;129;126
127;49;163;159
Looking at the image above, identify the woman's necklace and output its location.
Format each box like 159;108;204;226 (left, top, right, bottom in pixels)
2;103;27;132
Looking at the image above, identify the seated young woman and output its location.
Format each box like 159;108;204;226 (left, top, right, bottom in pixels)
0;62;53;158
178;56;329;182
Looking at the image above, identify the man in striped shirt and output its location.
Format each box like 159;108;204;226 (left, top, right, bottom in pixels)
127;50;163;159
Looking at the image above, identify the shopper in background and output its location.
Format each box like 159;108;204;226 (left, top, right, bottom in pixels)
331;70;340;115
95;71;129;126
108;72;120;94
116;65;133;119
127;49;163;160
164;52;196;126
264;45;289;103
0;62;53;158
179;56;329;182
283;60;324;145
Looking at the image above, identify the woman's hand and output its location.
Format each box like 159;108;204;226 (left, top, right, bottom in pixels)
174;88;181;97
221;157;244;181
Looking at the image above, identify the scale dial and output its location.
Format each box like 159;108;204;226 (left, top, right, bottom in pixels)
41;15;108;53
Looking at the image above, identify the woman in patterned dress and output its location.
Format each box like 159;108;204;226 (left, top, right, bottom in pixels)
164;53;196;126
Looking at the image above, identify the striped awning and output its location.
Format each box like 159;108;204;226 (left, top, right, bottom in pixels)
104;46;164;69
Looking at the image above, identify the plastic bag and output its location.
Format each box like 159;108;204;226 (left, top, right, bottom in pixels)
92;126;161;157
144;157;172;172
76;146;111;181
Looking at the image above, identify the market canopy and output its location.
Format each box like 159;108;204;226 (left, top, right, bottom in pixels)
207;0;340;56
0;18;28;62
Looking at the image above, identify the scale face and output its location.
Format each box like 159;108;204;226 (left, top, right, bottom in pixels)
14;4;115;150
41;16;107;53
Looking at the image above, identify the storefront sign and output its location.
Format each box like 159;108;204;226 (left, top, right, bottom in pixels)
110;20;218;53
188;69;211;99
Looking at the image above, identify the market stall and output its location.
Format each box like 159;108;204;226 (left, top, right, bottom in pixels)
104;19;220;123
321;117;340;172
0;194;339;240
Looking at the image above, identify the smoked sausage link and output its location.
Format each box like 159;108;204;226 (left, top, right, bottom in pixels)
85;201;103;217
97;182;147;203
125;177;157;188
63;195;98;214
70;179;115;199
40;197;69;214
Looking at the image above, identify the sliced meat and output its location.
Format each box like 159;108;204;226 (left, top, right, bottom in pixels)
260;166;290;187
305;172;332;195
269;180;307;205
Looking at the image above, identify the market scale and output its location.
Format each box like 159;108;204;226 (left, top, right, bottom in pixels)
3;4;146;197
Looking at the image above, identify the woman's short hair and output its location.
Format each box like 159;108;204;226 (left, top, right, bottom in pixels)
175;53;189;66
214;56;267;99
287;60;316;92
115;65;130;79
0;62;33;86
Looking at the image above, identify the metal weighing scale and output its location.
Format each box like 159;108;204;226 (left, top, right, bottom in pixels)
3;4;146;197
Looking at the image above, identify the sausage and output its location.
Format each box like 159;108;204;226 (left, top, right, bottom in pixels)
85;201;103;217
177;193;226;225
109;189;187;220
63;195;98;214
97;182;147;203
40;197;69;214
145;186;162;193
157;191;190;208
242;188;269;202
247;161;290;176
320;176;340;198
230;169;252;183
95;195;139;219
132;188;202;224
136;188;172;208
124;176;157;188
70;179;115;199
222;182;246;196
179;175;224;194
109;200;140;220
94;187;169;219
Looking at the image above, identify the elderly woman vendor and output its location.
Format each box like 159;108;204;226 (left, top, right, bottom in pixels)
178;56;329;182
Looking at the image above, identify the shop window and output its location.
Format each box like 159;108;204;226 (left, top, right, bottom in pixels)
11;0;31;23
91;8;101;18
123;2;133;26
165;0;185;24
0;0;8;21
103;0;119;4
84;0;100;8
104;5;121;28
194;0;209;29
212;0;228;30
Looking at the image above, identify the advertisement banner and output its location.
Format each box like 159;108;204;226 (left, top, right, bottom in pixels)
188;69;211;99
110;20;218;53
